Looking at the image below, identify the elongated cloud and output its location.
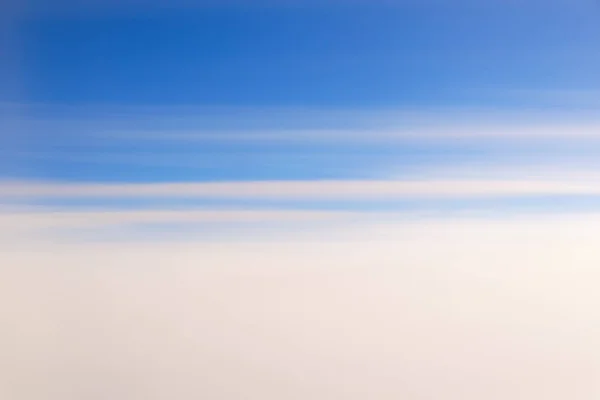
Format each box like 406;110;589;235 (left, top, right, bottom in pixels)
0;208;375;230
113;123;600;143
3;178;600;200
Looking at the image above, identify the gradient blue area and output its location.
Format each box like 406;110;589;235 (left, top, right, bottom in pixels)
21;5;600;106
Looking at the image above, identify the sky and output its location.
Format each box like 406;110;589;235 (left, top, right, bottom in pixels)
2;1;600;399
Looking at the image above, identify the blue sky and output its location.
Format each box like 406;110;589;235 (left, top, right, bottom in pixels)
19;3;600;106
4;0;600;231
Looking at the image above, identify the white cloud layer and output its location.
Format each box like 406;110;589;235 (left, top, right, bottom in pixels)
1;214;600;400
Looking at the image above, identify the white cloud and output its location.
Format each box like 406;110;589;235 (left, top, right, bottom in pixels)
1;214;600;400
11;103;600;145
0;208;375;232
102;122;600;143
3;178;600;200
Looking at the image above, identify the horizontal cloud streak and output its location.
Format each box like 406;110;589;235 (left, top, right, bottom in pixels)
107;123;600;143
4;179;600;200
0;208;374;230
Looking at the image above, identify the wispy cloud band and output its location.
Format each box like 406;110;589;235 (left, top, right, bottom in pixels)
3;179;600;200
0;208;374;230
